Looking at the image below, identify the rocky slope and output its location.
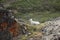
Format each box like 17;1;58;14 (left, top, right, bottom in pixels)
26;17;60;40
41;17;60;40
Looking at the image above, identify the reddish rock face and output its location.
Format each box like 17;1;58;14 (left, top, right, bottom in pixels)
0;9;30;40
0;9;20;37
0;22;8;31
8;20;19;37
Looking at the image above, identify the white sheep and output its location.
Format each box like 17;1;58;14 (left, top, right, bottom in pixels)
29;19;40;25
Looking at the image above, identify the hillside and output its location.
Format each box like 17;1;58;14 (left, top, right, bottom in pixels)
0;0;60;23
0;0;60;40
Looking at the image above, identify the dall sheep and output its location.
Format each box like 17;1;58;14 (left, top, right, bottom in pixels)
29;19;40;25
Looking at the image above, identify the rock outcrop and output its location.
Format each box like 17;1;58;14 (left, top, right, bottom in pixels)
0;8;29;40
27;17;60;40
40;17;60;40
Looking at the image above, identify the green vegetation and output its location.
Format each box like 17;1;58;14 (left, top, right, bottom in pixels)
7;0;60;23
0;0;60;40
15;11;60;23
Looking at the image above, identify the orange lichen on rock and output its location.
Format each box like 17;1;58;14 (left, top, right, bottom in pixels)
0;22;8;31
8;20;19;37
0;9;28;38
0;9;20;37
0;20;20;37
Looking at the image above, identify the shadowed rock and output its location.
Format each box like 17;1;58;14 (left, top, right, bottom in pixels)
0;9;29;40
